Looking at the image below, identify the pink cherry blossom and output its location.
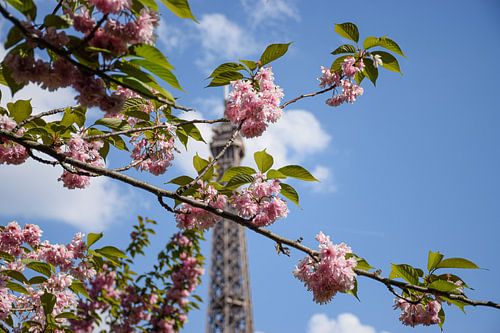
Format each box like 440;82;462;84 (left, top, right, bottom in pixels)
294;232;357;304
318;66;341;88
0;115;29;165
131;134;175;176
394;298;442;327
89;0;132;14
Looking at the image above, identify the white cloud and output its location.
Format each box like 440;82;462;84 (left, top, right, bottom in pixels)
309;165;337;193
241;0;300;27
308;313;389;333
157;20;187;53
242;109;331;167
194;14;259;68
0;160;133;231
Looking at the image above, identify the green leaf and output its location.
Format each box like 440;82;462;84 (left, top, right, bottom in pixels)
371;51;401;73
438;307;446;330
266;169;287;179
43;14;71;29
108;135;129;151
363;58;378;86
428;280;461;293
94;118;131;130
168;175;194;185
225;173;254;189
2;62;26;95
69;280;90;299
26;261;52;277
240;59;258;71
259;43;292;67
209;62;245;78
55;312;78;320
178;123;205;143
131;44;173;70
389;264;422;285
87;232;103;247
59;106;86;128
355;256;373;271
277;165;318;181
220;166;256;182
7;99;32;123
427;250;444;272
364;36;405;56
331;44;357;55
354;70;365;85
28;276;47;285
436;258;479;269
439;296;467;312
6;282;28;294
330;55;348;72
160;0;196;20
280;183;299;205
334;22;359;43
254;149;274;173
41;293;56;316
0;251;14;262
135;0;158;10
5;26;23;49
193;154;209;174
207;71;244;87
6;0;36;19
0;270;28;284
95;246;127;259
131;59;182;90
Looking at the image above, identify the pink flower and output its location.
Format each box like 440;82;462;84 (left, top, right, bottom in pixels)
89;0;131;14
23;224;42;247
176;185;227;230
394;298;441;327
131;134;175;176
342;56;360;78
294;232;357;304
225;67;284;138
0;115;29;165
318;66;340;88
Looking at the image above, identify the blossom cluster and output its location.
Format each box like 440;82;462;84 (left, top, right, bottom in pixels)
151;233;204;332
393;298;441;327
131;133;176;176
225;67;284;138
3;0;158;114
0;222;95;331
319;56;365;107
231;175;288;227
0;115;29;165
58;135;105;189
294;232;357;304
176;183;227;230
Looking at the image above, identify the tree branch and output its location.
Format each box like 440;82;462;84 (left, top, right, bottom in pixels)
281;85;336;109
0;4;193;112
2;128;500;310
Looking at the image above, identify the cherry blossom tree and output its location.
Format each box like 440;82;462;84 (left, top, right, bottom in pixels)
0;0;498;332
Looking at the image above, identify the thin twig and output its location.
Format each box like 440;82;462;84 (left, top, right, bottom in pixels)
14;107;66;131
281;85;336;109
3;129;500;310
176;123;242;195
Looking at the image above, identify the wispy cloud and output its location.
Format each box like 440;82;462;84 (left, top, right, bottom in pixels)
241;0;300;27
308;313;390;333
194;13;259;68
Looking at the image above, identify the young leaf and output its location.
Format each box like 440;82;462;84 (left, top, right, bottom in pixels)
266;169;287;179
436;258;479;269
371;51;401;73
280;183;299;205
363;58;378;86
193;154;209;174
428;280;461;293
95;246;127;259
168;175;194;185
225;174;255;189
160;0;197;21
334;22;359;43
389;264;422;285
207;71;244;87
26;261;52;277
330;55;348;72
331;44;357;55
220;166;256;182
277;165;318;181
131;59;182;90
131;44;174;70
7;99;32;123
41;293;56;316
427;250;444;272
240;59;258;71
28;276;48;285
87;232;103;247
69;280;90;299
254;149;274;173
0;270;28;284
209;62;245;78
259;43;292;67
364;36;405;56
6;282;28;294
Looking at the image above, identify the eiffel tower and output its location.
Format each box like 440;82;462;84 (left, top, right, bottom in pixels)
206;117;254;333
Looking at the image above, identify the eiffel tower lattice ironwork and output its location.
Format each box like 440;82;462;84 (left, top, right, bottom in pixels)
206;121;254;333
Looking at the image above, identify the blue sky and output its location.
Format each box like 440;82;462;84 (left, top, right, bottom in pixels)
1;0;500;332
